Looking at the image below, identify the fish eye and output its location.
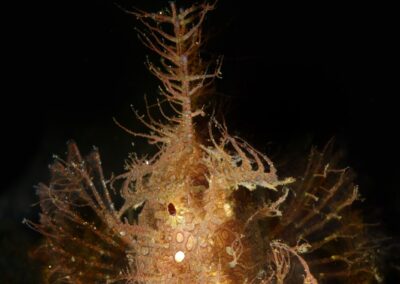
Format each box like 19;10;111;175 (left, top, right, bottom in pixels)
168;203;176;216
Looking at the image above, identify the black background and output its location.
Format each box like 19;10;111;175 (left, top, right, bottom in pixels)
1;0;398;282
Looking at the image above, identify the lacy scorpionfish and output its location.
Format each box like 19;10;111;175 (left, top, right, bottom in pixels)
26;2;381;283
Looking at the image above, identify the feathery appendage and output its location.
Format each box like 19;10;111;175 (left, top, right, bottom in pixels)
26;2;382;283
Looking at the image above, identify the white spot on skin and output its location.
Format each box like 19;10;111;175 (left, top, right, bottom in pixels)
174;251;185;263
224;203;233;217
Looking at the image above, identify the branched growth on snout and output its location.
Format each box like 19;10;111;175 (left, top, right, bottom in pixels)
26;2;382;283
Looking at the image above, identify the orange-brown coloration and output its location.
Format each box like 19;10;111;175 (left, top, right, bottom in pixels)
26;2;381;283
